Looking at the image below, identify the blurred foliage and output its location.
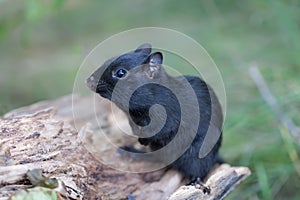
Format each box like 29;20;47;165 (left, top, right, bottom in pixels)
0;0;300;199
11;187;57;200
24;0;64;23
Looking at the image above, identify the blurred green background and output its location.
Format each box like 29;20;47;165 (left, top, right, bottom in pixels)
1;0;300;199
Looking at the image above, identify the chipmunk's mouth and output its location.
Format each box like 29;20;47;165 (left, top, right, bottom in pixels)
86;76;113;100
86;76;108;93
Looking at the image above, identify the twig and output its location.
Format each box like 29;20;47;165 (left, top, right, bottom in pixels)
248;65;300;144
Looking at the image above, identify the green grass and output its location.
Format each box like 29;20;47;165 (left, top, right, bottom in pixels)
1;0;300;199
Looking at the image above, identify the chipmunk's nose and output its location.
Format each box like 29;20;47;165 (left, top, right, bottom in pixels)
86;76;97;92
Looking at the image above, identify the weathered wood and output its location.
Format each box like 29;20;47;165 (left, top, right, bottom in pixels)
168;164;251;200
0;94;250;199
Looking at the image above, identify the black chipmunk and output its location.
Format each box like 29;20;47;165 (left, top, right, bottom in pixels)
86;43;223;182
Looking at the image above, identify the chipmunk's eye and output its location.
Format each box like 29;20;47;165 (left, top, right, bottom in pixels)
113;68;128;79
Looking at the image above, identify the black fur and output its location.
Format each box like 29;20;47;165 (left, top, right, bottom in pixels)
86;43;223;180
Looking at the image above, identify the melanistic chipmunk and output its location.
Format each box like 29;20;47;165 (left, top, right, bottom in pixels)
86;43;223;181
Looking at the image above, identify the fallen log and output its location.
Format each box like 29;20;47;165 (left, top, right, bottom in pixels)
0;95;250;199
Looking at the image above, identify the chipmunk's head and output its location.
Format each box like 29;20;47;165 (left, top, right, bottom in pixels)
86;43;164;101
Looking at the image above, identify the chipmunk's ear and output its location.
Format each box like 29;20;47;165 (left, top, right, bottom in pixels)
135;43;152;54
147;52;163;65
144;52;163;79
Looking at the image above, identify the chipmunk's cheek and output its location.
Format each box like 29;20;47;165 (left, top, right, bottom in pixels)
95;84;110;98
